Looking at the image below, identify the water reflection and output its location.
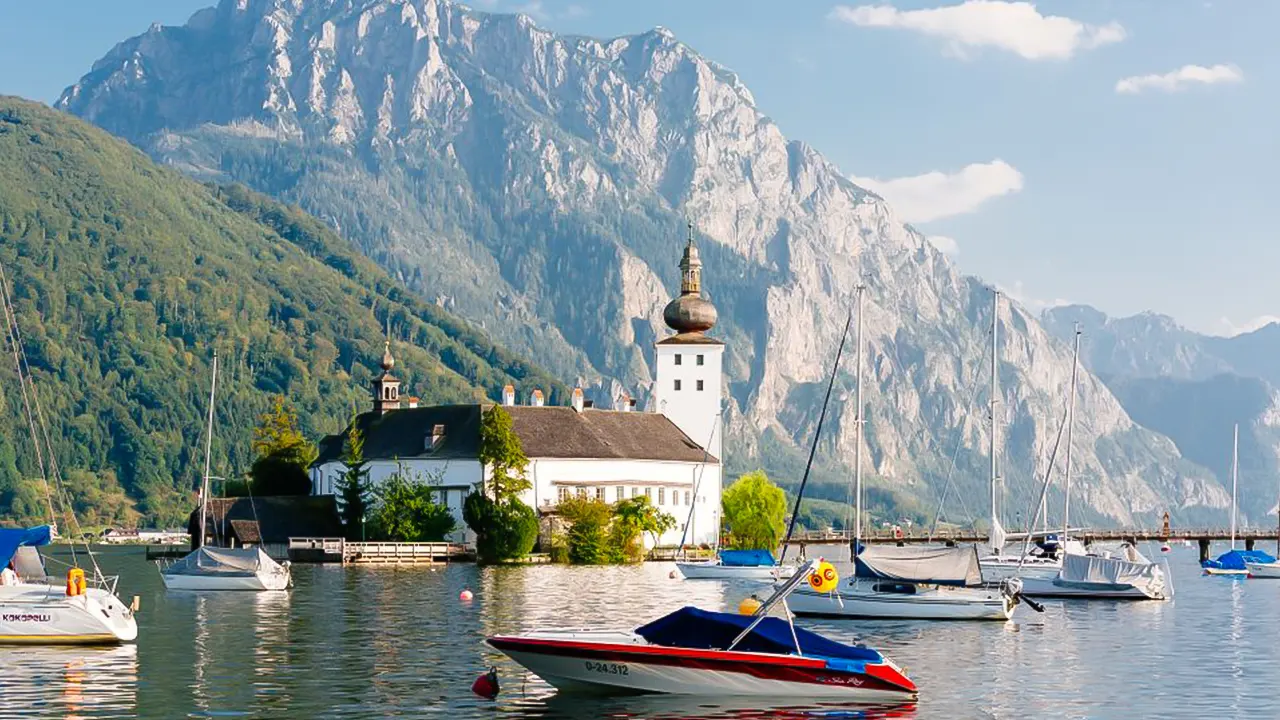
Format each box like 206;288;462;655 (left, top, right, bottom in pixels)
0;643;138;719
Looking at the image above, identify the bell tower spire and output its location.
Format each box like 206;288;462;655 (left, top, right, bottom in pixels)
372;320;401;414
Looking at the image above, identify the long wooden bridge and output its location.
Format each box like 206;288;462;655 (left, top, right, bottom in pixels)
787;527;1280;563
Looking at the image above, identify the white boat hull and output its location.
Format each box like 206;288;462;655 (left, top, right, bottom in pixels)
160;570;290;591
675;561;791;581
1246;562;1280;578
0;585;138;644
1019;576;1164;600
978;557;1061;582
787;583;1015;621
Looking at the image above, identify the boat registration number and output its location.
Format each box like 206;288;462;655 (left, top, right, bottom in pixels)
583;661;629;676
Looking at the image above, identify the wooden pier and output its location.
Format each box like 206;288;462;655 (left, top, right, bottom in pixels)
287;537;471;565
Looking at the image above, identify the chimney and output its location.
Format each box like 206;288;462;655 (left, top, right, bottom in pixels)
618;391;631;412
502;384;516;406
571;387;584;413
407;396;420;409
426;423;446;452
531;389;545;407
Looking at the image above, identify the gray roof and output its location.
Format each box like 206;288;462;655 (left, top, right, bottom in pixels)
314;404;718;465
189;496;342;545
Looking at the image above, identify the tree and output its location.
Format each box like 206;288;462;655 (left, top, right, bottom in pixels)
721;470;787;550
463;492;538;563
249;396;317;495
478;406;529;501
559;495;616;564
371;466;456;542
334;419;371;540
611;496;676;561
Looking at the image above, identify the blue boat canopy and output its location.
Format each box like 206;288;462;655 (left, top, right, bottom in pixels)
1202;549;1276;571
635;606;882;663
0;525;52;568
718;549;775;567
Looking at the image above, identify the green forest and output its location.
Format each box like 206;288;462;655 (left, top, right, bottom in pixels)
0;97;567;529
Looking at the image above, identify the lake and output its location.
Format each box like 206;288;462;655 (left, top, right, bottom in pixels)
3;542;1277;719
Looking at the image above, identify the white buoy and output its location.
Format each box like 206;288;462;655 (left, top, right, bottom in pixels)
460;589;474;602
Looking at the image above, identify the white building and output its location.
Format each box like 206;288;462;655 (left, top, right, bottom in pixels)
310;231;726;547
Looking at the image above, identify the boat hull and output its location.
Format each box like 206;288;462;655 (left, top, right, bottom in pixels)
787;584;1014;621
675;561;791;581
1204;568;1248;577
486;635;915;701
0;585;138;644
160;569;291;591
1246;562;1280;578
1019;576;1164;599
978;558;1061;582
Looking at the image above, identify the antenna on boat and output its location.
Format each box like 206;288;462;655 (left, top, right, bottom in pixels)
778;304;853;564
1231;422;1239;551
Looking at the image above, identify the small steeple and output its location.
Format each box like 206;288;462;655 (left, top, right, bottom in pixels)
372;321;402;415
662;220;717;335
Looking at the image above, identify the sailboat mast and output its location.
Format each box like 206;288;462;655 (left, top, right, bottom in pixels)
1231;423;1239;550
990;290;1000;537
853;284;866;548
198;350;219;549
1062;325;1081;541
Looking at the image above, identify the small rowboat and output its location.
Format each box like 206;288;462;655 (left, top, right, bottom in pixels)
485;559;916;702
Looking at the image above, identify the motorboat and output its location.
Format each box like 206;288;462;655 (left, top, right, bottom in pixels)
0;526;138;644
676;549;793;581
158;350;292;592
1246;559;1280;578
160;546;291;591
787;545;1030;621
485;559;917;701
1020;543;1170;600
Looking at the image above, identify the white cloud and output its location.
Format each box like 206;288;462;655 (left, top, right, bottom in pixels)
1216;315;1280;337
928;235;960;256
829;1;1125;61
850;160;1024;223
998;280;1071;313
1115;64;1243;94
516;1;548;20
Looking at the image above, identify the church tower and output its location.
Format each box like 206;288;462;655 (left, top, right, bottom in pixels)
652;223;724;464
372;340;401;414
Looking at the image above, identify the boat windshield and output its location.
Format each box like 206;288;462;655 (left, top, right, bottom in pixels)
635;607;882;662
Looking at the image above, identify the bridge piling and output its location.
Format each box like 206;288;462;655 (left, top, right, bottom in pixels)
1199;538;1211;564
1246;538;1256;551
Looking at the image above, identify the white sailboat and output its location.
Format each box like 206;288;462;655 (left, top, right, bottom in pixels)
977;290;1062;582
0;263;138;644
160;351;291;591
1019;326;1170;601
784;286;1028;621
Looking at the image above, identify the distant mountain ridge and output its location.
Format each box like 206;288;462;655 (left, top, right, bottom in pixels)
0;96;564;526
55;0;1233;527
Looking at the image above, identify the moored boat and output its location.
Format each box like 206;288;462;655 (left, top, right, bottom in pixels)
1020;544;1169;600
676;549;793;581
486;559;917;701
0;527;138;644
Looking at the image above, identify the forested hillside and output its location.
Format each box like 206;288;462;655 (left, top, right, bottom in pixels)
0;96;565;527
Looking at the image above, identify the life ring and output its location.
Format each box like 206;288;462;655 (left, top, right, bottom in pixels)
66;568;86;597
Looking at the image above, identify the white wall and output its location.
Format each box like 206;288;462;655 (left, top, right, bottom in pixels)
312;455;723;547
652;343;724;464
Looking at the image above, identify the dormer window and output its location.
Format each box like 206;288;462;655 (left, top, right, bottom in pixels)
426;423;446;452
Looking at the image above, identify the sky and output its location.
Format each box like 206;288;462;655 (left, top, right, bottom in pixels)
1;0;1276;336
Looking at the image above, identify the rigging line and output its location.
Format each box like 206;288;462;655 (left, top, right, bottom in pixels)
1;264;95;573
1015;377;1073;565
778;309;853;565
926;327;991;541
0;263;56;527
675;410;722;558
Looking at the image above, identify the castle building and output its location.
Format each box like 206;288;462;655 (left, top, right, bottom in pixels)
309;228;725;547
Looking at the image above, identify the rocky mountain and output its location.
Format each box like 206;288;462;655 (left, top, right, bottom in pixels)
56;0;1231;527
0;96;563;526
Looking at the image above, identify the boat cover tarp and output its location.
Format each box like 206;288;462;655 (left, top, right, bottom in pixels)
163;547;271;576
0;525;52;567
1059;552;1159;589
1201;549;1276;571
718;549;775;567
854;544;983;587
635;606;882;663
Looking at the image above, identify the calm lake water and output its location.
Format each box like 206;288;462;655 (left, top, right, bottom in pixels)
4;542;1279;719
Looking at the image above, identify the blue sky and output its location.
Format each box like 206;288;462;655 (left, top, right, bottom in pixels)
2;1;1275;335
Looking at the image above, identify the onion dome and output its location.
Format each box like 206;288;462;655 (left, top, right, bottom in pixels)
381;340;395;372
663;224;718;334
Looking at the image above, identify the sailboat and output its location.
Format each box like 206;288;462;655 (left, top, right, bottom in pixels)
782;286;1030;621
1203;424;1276;576
0;263;138;644
977;290;1063;582
1019;325;1170;601
159;351;292;591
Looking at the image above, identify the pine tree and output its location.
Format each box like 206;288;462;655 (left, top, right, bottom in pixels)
335;419;371;540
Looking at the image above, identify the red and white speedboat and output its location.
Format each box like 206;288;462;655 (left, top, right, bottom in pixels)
485;560;917;702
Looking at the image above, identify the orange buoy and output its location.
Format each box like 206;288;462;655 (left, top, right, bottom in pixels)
460;589;474;602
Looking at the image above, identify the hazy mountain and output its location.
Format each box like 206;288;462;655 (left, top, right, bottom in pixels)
0;96;563;526
55;0;1231;527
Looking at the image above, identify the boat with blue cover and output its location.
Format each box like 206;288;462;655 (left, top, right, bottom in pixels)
1204;549;1276;576
675;549;793;581
486;559;916;701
